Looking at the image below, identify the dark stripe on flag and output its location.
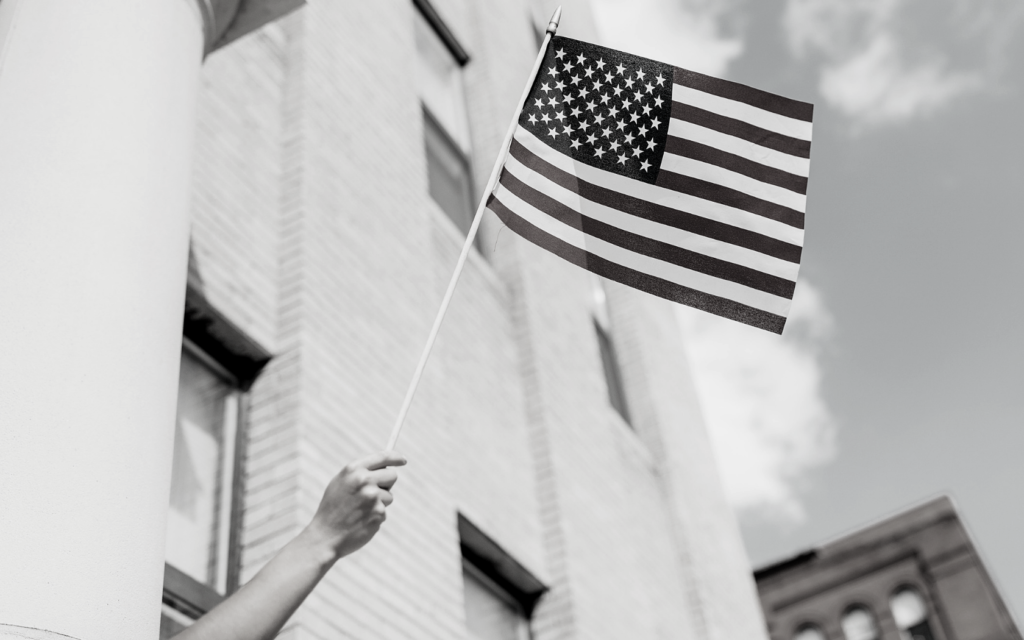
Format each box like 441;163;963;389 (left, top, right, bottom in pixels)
664;136;808;195
488;194;788;334
498;169;797;299
656;170;805;229
508;138;803;264
671;102;812;159
673;67;814;123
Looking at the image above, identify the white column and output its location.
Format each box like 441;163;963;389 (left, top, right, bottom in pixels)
0;2;205;639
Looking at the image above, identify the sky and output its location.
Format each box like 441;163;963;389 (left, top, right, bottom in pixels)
590;0;1024;618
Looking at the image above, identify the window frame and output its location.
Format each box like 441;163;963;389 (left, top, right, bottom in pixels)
458;514;547;625
840;604;881;640
593;318;631;425
590;278;631;425
889;585;936;640
422;103;476;236
413;0;480;241
412;0;469;65
793;622;830;640
462;558;531;640
161;287;272;627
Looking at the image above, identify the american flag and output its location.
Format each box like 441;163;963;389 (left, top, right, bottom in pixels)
486;36;813;334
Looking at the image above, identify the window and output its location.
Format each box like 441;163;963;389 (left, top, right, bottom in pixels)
841;606;880;640
890;587;935;640
794;624;828;640
459;515;546;640
165;346;238;585
463;561;530;640
414;0;475;236
591;277;630;424
160;287;271;638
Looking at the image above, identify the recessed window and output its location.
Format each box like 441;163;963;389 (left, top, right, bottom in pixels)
841;606;880;640
414;3;475;235
458;515;546;640
890;587;935;640
591;277;630;424
463;561;531;640
165;344;240;592
794;624;828;640
423;106;475;234
160;344;241;638
160;287;271;638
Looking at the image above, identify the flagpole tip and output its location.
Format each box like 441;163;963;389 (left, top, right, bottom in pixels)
547;6;562;35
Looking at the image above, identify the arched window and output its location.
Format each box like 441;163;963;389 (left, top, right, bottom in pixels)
841;606;880;640
794;624;828;640
890;587;935;640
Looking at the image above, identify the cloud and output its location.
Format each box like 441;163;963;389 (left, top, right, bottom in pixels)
678;281;837;522
783;0;1024;128
817;33;981;126
589;0;744;77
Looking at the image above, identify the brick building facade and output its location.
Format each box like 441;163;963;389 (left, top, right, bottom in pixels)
161;1;768;638
754;497;1020;640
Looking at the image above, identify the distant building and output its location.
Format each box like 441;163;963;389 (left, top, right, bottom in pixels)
754;496;1020;640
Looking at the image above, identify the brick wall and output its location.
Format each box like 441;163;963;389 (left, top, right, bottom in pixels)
187;2;768;638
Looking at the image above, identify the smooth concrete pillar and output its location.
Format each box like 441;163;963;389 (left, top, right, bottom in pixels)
0;1;205;639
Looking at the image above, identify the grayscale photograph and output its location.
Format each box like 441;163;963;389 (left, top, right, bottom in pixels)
0;1;1020;639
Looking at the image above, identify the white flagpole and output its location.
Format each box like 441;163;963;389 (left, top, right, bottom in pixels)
386;7;563;450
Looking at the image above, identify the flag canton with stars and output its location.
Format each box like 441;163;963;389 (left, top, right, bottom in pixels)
519;36;674;185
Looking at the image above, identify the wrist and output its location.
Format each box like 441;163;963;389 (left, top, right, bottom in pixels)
294;521;344;570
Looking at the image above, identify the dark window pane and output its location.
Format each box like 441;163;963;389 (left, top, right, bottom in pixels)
595;320;630;424
905;621;935;640
424;107;474;235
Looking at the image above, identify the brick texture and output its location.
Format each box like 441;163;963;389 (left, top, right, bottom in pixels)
186;2;769;638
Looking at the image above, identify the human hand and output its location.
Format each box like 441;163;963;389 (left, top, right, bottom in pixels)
305;451;407;561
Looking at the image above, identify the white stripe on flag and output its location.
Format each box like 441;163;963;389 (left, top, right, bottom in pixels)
503;153;801;282
672;84;814;141
660;153;808;212
491;183;793;316
668;118;811;177
515;126;805;245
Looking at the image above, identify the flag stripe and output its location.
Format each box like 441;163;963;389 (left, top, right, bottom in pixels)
664;136;808;194
659;153;807;212
509;134;804;262
487;193;788;334
503;153;800;281
672;84;813;141
656;169;805;229
674;67;814;123
669;118;811;176
491;184;792;315
672;102;812;159
514;128;805;245
498;165;797;297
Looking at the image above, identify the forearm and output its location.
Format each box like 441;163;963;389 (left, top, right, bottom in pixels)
174;525;338;640
170;451;405;640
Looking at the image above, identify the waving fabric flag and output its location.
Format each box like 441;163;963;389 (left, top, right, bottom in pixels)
486;36;813;334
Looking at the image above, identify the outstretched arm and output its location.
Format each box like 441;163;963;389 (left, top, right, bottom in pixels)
172;451;407;640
